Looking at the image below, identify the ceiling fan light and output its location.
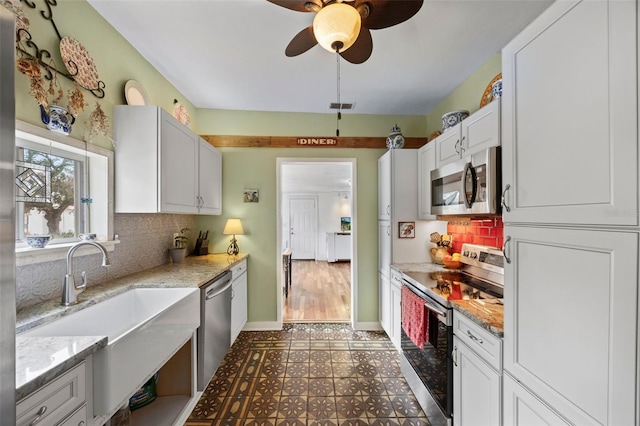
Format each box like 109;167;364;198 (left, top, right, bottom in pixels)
313;3;361;53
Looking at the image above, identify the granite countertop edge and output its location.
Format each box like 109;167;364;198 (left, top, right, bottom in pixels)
391;262;504;338
15;252;248;398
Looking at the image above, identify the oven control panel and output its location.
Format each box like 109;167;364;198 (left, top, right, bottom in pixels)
460;243;504;274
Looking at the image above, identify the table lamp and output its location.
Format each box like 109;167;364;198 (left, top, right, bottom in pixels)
223;218;244;255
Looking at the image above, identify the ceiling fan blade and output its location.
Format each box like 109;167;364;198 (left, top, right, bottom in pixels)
285;26;318;57
359;0;424;29
266;0;318;12
340;27;372;64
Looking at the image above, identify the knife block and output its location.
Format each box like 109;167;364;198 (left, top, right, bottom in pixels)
196;239;209;255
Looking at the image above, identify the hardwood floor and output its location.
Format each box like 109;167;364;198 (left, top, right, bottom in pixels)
283;260;351;322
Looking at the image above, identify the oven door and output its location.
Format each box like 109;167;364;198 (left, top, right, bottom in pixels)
400;281;453;419
431;146;500;216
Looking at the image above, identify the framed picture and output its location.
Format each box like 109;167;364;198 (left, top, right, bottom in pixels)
399;221;415;239
340;217;351;232
243;188;259;203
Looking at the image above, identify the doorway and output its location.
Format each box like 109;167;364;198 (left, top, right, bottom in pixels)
276;159;356;326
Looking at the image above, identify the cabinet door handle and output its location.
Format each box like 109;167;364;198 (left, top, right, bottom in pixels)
501;184;511;212
29;405;47;425
502;236;512;264
467;330;483;344
454;139;460;154
460;136;466;153
452;345;458;367
386;225;391;237
386;205;391;216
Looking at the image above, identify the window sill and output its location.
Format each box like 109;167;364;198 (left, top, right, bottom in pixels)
16;240;119;266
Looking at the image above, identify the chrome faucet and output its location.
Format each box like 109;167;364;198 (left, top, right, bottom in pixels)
62;241;111;306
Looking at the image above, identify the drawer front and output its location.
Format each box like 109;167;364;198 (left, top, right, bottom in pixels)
390;268;402;288
59;404;87;426
17;362;86;426
231;259;247;279
453;312;502;371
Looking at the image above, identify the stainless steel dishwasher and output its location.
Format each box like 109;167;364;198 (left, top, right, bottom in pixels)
197;270;233;391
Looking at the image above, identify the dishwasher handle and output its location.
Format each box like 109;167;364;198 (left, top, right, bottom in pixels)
204;271;232;300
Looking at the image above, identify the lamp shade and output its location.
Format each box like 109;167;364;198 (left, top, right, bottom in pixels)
223;219;244;235
313;3;361;53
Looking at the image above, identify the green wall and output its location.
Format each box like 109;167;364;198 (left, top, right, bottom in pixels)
425;53;502;135
194;147;383;324
197;109;428;138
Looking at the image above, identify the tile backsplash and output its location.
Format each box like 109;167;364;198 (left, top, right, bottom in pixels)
447;216;504;253
16;213;195;310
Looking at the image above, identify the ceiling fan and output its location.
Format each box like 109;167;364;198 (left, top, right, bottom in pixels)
267;0;424;64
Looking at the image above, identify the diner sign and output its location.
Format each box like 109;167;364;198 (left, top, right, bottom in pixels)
296;137;338;146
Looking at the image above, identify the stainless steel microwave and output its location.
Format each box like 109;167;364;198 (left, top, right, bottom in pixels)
431;147;501;216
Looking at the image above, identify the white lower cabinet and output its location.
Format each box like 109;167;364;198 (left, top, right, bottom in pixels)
230;260;248;344
59;404;87;426
17;361;87;426
453;312;502;426
379;272;391;337
389;269;402;350
503;225;638;425
503;374;570;426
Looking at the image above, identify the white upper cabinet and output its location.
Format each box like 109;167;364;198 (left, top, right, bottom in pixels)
503;225;638;425
435;100;501;168
435;126;462;168
197;139;222;215
501;0;638;225
114;106;222;215
417;142;437;220
462;99;500;156
378;152;392;220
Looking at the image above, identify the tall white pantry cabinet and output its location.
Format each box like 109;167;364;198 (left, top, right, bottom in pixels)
378;149;420;349
500;1;639;425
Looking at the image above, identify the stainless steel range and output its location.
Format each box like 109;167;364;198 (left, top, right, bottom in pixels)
399;243;504;426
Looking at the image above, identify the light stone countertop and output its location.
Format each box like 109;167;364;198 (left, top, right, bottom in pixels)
15;253;248;399
391;262;504;338
16;336;107;401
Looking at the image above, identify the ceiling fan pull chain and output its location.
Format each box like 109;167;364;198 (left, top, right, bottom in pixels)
336;49;341;137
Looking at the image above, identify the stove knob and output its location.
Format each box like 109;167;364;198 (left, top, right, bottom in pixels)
470;252;478;259
463;251;470;257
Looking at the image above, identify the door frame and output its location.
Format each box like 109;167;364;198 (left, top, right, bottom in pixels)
276;158;357;328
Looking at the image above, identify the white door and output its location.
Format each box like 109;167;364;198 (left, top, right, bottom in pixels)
289;198;316;260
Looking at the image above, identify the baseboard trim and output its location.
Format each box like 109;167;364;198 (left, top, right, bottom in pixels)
354;321;383;331
243;321;382;331
243;321;282;331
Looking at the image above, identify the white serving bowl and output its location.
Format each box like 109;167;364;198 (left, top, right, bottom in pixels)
442;110;470;131
26;235;51;248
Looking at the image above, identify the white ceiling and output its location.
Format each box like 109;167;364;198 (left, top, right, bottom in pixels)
87;0;553;116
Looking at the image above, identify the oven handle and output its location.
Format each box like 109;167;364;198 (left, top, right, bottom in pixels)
424;302;447;318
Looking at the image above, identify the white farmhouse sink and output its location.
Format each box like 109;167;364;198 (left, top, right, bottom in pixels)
21;288;200;416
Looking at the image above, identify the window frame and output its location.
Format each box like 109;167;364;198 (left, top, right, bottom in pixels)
15;120;115;263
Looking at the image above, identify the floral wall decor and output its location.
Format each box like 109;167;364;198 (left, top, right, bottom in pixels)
7;0;110;144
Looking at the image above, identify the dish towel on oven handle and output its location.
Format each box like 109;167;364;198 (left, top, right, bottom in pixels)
401;285;428;349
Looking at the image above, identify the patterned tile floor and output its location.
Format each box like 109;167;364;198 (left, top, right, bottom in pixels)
185;323;430;426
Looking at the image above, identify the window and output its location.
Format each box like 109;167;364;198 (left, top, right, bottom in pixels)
14;120;114;255
15;142;87;244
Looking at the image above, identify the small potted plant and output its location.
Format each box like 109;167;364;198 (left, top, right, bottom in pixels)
170;228;189;263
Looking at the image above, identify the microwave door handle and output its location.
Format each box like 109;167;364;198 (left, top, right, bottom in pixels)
461;162;478;208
